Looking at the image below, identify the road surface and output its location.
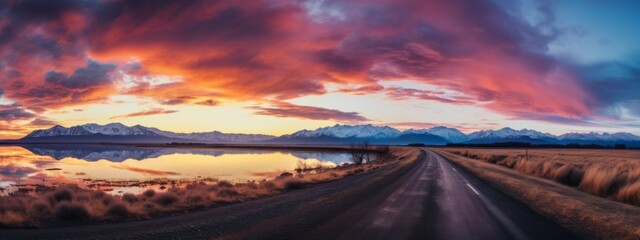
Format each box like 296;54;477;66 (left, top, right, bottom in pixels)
1;149;580;240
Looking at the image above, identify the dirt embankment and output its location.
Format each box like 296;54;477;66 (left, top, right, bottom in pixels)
431;148;640;240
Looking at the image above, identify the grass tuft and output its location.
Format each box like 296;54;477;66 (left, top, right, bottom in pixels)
54;202;89;221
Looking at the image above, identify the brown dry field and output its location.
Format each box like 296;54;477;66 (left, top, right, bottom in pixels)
432;147;640;240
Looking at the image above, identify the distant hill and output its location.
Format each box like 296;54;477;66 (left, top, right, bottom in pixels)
271;131;449;145
466;135;552;145
404;126;468;143
21;123;275;143
17;122;640;147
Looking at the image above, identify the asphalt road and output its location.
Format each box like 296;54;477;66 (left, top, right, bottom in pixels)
1;149;580;240
303;149;580;240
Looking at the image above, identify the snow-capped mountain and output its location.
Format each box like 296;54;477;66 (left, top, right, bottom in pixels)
81;123;161;136
145;128;274;142
22;123;275;143
559;132;640;142
274;124;448;145
404;126;468;143
467;127;556;140
24;125;95;138
464;127;640;146
289;124;402;139
180;131;275;142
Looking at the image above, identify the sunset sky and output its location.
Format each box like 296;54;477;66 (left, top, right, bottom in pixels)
0;0;638;138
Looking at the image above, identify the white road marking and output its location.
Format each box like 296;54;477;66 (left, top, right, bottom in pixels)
466;183;480;195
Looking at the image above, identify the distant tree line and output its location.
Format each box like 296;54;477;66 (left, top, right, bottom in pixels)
444;142;635;149
167;142;207;145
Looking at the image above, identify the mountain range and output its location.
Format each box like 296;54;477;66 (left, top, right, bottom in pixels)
15;122;640;147
22;123;273;143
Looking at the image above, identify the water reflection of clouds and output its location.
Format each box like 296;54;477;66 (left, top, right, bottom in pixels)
0;164;38;179
0;145;352;195
111;165;181;176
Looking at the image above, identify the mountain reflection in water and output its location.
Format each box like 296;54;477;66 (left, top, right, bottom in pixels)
0;145;352;195
22;145;352;163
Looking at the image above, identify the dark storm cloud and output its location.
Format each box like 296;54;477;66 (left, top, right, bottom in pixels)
45;60;116;89
0;104;35;121
577;59;640;119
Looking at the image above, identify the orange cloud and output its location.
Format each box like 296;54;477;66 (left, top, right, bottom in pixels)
249;102;368;123
110;108;178;119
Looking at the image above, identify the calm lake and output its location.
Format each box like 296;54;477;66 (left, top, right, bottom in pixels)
0;145;352;195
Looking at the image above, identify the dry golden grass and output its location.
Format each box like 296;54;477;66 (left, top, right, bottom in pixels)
618;182;640;206
0;147;419;228
433;148;640;239
445;148;640;204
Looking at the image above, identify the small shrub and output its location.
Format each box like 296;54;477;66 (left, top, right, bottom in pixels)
106;203;130;218
216;188;239;198
186;194;205;204
205;185;219;192
122;193;138;203
245;182;258;189
92;191;106;199
153;192;178;206
259;181;276;190
30;200;52;215
142;189;156;198
217;180;233;188
281;178;306;190
51;188;73;203
101;195;116;206
54;202;89;220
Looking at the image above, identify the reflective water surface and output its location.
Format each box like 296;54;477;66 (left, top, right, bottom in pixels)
0;145;351;195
